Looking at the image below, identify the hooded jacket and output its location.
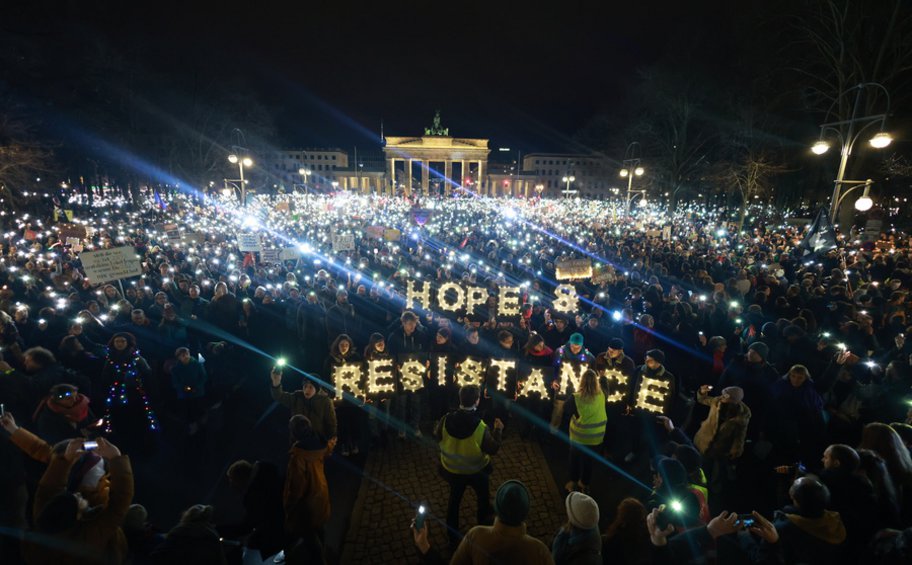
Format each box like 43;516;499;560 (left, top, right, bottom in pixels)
766;509;846;565
270;386;338;439
23;454;133;565
693;392;751;459
450;518;554;565
283;439;331;535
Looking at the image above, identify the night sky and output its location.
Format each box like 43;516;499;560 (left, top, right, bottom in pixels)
3;0;745;154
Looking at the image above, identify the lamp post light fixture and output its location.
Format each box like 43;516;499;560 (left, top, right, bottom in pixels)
228;154;254;207
535;183;544;198
561;175;576;198
297;168;311;196
811;82;892;222
620;142;645;215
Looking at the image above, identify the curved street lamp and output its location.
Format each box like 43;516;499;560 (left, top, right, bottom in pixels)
619;142;645;215
811;82;892;221
228;154;254;207
561;175;576;198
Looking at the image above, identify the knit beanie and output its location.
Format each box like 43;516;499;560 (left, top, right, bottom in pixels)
722;386;745;404
645;349;665;365
672;444;703;473
747;341;769;360
494;480;530;526
67;452;105;492
608;338;625;350
180;504;214;525
123;504;148;532
654;456;688;488
565;492;600;530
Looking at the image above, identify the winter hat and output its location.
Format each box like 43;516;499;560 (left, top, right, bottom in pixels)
653;456;688;488
494;480;530;526
722;386;744;403
608;338;625;350
569;333;584;346
747;341;769;360
672;444;703;473
565;492;600;530
645;349;665;365
123;504;148;532
67;452;105;492
180;504;214;525
760;322;778;338
782;325;805;339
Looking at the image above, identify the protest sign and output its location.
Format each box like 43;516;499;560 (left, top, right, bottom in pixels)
383;228;401;241
862;219;882;243
332;233;355;252
591;267;613;285
555;259;592;281
279;247;299;261
366;225;386;239
260;248;281;264
237;233;262;252
57;223;87;241
80;246;142;283
184;232;205;245
164;223;181;244
66;237;84;253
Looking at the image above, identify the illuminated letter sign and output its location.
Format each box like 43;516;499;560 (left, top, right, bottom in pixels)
635;376;670;413
455;357;485;387
367;358;396;395
332;363;364;398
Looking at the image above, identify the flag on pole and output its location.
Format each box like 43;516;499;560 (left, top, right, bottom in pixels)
799;208;838;257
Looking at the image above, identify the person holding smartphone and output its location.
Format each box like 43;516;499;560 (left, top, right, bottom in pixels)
23;438;133;564
270;366;337;447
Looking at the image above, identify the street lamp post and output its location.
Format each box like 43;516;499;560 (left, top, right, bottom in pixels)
619;142;645;215
228;154;254;207
561;175;576;198
811;82;892;223
297;168;311;197
535;183;544;199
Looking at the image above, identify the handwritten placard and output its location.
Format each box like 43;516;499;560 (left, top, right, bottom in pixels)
80;246;142;283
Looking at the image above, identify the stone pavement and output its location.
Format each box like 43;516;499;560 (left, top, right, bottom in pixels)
341;429;566;564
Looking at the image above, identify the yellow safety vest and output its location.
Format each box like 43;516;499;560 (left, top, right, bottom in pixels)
569;391;607;445
439;417;490;475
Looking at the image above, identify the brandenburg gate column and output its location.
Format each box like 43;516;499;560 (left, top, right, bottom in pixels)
421;160;430;195
406;159;413;195
477;160;485;195
443;160;452;196
389;158;396;196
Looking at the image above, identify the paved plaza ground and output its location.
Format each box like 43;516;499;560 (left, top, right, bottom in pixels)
340;429;567;564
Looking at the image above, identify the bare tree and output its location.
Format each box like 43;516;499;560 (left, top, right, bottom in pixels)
0;101;53;209
628;68;718;209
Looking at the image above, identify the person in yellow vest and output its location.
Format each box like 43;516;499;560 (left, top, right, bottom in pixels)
434;384;504;548
563;369;608;494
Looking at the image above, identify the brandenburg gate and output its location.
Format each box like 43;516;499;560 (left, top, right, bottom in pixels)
383;112;490;196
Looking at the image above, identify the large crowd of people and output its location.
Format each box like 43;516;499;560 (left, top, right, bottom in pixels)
1;187;911;564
